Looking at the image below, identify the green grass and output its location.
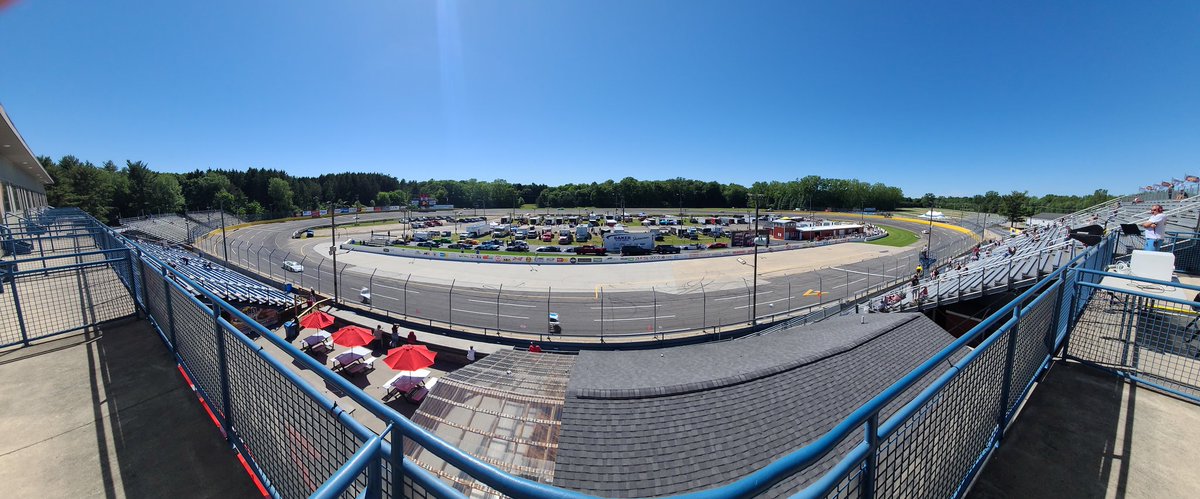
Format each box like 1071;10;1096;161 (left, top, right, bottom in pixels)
868;225;920;247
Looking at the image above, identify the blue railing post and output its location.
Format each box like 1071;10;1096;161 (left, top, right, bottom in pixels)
390;424;403;499
121;252;140;318
211;297;234;438
1047;276;1066;355
9;274;29;347
998;306;1020;437
163;265;177;352
366;440;383;499
861;413;880;498
135;247;148;312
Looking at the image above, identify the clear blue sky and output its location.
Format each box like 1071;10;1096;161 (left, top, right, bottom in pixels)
2;1;1197;197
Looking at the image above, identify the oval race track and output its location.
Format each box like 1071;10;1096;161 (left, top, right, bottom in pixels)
202;209;980;340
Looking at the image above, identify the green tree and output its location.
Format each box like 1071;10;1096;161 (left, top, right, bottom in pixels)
267;177;294;213
1001;190;1032;227
145;174;184;213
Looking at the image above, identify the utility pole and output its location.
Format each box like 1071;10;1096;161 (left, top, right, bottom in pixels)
329;199;340;303
751;193;763;325
219;200;229;263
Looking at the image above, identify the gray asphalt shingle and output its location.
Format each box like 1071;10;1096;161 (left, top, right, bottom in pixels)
554;313;958;497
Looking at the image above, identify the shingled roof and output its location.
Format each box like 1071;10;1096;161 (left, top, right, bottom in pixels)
553;313;957;497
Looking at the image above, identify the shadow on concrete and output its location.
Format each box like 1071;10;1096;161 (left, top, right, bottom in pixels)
0;318;260;498
969;361;1133;499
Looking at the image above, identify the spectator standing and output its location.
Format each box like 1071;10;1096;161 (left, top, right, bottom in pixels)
1142;204;1168;251
467;346;476;362
373;325;384;349
390;324;400;348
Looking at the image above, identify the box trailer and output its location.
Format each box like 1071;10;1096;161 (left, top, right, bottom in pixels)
603;232;655;252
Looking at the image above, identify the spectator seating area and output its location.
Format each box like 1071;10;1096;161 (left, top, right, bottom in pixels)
121;214;207;244
871;193;1200;313
138;241;294;307
186;210;246;230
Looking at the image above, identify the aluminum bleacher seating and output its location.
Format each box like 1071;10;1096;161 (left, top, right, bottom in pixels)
138;241;294;307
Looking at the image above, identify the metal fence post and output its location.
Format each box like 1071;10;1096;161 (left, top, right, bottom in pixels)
267;248;277;279
496;284;503;331
366;438;383;499
389;425;403;499
448;279;456;327
403;275;410;316
317;258;326;295
600;286;606;341
998;306;1020;439
211;297;233;439
163;265;178;351
653;286;658;335
863;413;880;498
10;274;30;347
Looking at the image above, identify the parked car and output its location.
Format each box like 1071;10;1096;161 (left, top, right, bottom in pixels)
621;245;651;256
541;232;554;242
535;246;561;253
708;242;728;249
576;245;607;256
681;243;706;250
654;245;681;254
558;235;573;245
416;241;441;248
282;260;304;272
562;247;577;253
447;243;470;250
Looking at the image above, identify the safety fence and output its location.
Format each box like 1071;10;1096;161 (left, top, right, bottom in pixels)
198;226;980;340
14;209;1200;499
1064;270;1200;403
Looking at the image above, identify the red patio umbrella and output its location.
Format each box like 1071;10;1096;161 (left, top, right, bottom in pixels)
298;310;335;330
383;345;437;371
330;325;374;348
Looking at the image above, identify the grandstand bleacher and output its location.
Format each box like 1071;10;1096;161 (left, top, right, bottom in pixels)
137;241;295;307
869;193;1200;313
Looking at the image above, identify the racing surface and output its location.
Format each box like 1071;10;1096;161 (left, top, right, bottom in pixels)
201;209;980;339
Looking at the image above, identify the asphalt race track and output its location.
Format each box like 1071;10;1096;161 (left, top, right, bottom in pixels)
201;209;982;340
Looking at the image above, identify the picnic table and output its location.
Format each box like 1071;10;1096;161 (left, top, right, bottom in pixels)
332;346;376;375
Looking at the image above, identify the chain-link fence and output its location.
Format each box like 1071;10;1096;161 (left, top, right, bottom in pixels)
199;226;981;341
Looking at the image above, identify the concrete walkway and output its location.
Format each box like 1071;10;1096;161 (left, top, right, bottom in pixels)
969;360;1200;499
0;319;259;499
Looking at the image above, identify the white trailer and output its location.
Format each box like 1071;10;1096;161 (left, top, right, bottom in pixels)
465;223;492;238
603;232;655;252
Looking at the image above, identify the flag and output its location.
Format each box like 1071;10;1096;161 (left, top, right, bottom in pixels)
1161;181;1172;187
1187;175;1199;183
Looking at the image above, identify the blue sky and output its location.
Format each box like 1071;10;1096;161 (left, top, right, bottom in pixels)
1;1;1197;197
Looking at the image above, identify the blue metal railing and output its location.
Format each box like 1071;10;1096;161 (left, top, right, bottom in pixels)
15;208;1178;499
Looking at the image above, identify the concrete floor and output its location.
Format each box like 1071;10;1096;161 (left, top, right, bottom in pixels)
969;360;1200;499
0;319;260;499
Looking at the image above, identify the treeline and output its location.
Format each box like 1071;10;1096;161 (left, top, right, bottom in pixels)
908;189;1116;225
535;176;907;211
39;153;1116;227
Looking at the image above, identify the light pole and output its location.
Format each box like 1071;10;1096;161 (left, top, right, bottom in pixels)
325;198;340;302
218;199;229;263
750;193;764;324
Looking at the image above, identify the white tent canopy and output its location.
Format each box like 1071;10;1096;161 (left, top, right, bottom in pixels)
917;210;947;220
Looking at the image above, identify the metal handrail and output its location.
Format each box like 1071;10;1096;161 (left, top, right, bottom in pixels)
85;207;1113;498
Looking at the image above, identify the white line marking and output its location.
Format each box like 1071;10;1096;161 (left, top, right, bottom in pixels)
832;277;868;289
593;315;676;322
714;290;773;301
588;304;662;310
468;299;537;308
733;297;792;310
451;308;528;320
